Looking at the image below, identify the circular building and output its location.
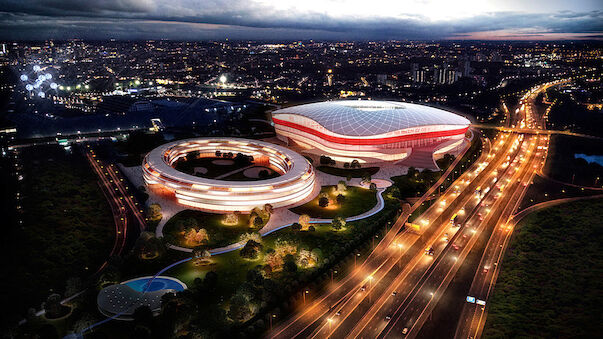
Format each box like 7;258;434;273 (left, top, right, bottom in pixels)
143;138;316;212
272;100;470;167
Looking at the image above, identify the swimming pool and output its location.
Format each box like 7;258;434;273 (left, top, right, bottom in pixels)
122;276;187;292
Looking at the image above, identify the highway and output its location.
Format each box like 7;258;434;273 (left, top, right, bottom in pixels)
453;80;568;339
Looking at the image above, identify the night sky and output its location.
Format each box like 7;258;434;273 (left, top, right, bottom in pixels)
0;0;601;40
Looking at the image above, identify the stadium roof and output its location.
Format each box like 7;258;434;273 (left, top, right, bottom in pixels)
272;100;470;136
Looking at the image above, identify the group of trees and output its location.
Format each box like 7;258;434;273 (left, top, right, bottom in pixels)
319;155;336;166
343;159;361;169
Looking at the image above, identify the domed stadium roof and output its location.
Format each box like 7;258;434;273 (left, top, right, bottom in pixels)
272;100;470;137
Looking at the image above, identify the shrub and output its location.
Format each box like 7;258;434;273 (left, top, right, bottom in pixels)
319;196;329;207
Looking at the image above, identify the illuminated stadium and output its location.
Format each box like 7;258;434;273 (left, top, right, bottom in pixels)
143;138;317;212
272;100;471;166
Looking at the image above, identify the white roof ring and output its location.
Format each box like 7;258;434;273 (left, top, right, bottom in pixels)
272;100;470;137
143;137;316;212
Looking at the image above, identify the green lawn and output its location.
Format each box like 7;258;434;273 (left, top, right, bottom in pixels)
290;185;377;219
483;199;603;338
163;210;265;249
316;166;380;178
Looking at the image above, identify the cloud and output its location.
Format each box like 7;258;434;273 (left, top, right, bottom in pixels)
0;0;601;40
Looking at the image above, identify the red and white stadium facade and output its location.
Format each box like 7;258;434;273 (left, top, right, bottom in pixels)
272;100;471;168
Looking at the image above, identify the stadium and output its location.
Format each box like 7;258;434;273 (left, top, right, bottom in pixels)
272;100;471;168
142;138;316;212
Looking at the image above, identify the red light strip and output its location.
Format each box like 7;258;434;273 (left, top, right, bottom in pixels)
272;118;468;145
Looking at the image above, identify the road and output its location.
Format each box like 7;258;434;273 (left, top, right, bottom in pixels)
453;80;569;339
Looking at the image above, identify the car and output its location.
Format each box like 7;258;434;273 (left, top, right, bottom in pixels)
452;244;460;250
402;327;409;335
335;311;341;316
360;285;366;291
425;247;435;256
385;315;392;320
392;291;398;296
483;266;490;273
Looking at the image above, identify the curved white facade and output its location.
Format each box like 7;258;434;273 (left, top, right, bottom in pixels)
272;100;470;164
143;138;316;212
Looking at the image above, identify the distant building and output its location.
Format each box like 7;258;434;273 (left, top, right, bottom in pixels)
377;74;387;85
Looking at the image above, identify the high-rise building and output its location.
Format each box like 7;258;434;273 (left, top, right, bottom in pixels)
377;74;387;85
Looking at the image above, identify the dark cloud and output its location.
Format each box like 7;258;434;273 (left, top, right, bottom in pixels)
0;0;601;40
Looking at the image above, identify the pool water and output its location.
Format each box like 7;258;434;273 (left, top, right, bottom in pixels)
575;153;603;166
123;277;186;292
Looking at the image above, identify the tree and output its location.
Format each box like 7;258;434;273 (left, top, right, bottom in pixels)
319;196;329;207
336;194;346;205
228;295;251;322
299;214;311;230
351;159;361;168
186;151;200;162
263;203;274;215
192;246;211;266
240;240;263;259
253;215;265;228
344;162;350;168
185;228;209;246
337;180;348;192
259;169;269;178
146;203;162;222
284;260;298;273
291;222;302;232
215;150;222;157
331;216;346;231
369;182;377;191
308;225;316;232
44;293;63;319
320;155;332;165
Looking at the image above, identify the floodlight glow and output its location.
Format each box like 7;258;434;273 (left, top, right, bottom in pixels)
33;65;41;72
219;75;227;83
38;92;45;98
20;74;28;81
25;84;33;91
45;74;52;80
50;82;58;89
37;75;45;82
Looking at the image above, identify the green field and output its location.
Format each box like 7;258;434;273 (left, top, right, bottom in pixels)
162;210;266;249
483;199;603;338
290;185;377;219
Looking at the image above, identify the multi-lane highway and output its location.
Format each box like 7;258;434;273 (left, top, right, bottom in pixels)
453;80;567;339
85;146;147;274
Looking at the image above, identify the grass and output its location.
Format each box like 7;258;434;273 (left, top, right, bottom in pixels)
483;199;603;338
290;185;378;219
162;210;265;249
316;166;380;178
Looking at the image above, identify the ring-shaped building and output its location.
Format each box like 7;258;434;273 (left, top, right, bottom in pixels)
143;138;316;212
